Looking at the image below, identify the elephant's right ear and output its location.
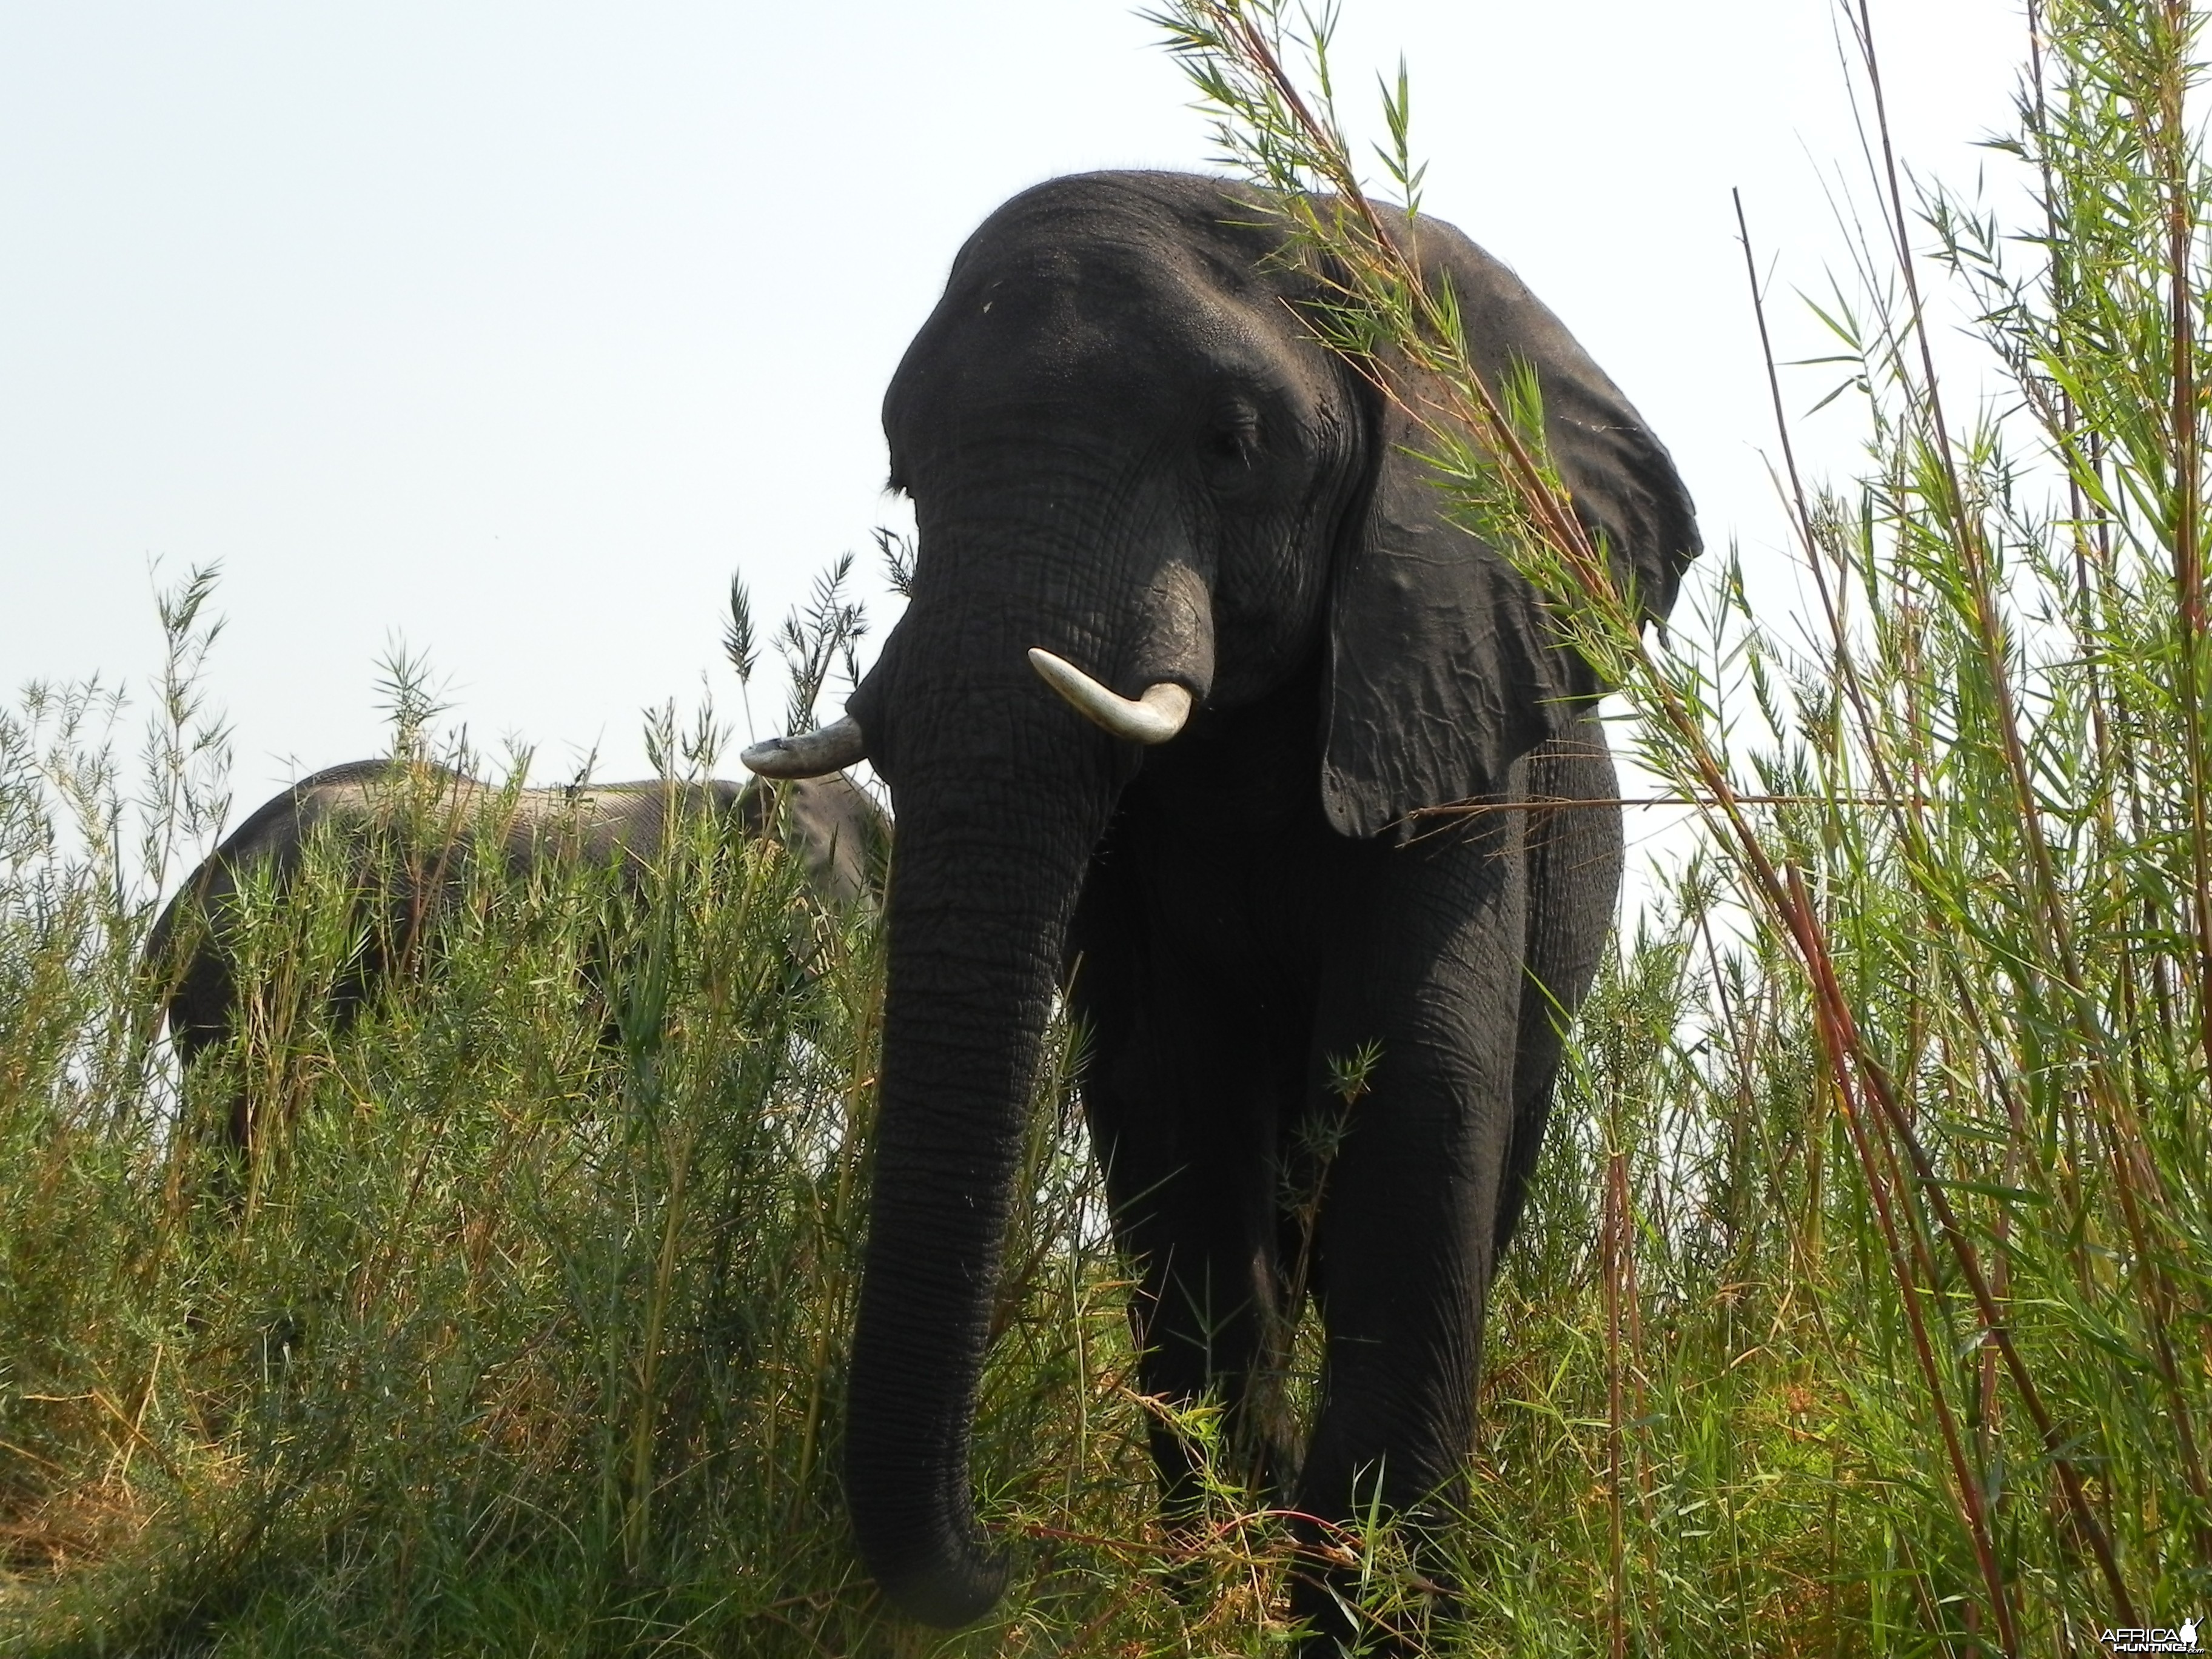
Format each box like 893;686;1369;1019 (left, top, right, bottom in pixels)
1318;233;1700;841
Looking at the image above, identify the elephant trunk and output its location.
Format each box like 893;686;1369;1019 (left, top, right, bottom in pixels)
842;736;1117;1627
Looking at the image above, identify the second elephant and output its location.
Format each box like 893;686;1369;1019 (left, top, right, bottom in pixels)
145;759;887;1151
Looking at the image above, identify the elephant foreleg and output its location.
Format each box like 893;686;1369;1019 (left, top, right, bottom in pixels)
1068;846;1310;1529
1289;813;1530;1656
1078;994;1305;1519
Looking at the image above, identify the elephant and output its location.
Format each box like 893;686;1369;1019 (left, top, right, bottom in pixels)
144;759;888;1151
742;172;1699;1653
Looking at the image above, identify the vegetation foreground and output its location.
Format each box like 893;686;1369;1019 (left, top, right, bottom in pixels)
5;2;2212;1653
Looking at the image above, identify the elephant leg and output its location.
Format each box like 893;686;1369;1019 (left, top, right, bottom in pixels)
1493;727;1623;1262
1287;815;1530;1655
1069;834;1310;1526
1078;971;1303;1522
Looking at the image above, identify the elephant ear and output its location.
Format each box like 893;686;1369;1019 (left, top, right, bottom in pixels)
1318;226;1700;840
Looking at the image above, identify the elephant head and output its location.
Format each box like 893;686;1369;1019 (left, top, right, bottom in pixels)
745;170;1697;1627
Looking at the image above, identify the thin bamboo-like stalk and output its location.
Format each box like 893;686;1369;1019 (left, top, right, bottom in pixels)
1601;1145;1628;1659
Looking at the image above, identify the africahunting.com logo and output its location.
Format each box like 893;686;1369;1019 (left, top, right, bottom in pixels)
2099;1618;2202;1654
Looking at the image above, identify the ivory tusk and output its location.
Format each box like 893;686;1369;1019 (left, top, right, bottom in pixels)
1027;649;1193;745
741;716;868;779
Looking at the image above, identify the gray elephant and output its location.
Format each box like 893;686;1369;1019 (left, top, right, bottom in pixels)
743;172;1698;1652
145;759;886;1151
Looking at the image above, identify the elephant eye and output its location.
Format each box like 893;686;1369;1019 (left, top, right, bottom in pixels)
1200;404;1263;471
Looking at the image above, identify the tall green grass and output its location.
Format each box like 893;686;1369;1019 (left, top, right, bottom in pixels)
5;2;2210;1654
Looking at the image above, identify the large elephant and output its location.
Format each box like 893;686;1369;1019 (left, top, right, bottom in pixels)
744;171;1698;1652
145;759;886;1151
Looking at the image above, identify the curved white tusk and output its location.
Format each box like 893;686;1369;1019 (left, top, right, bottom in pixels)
740;716;868;779
1027;649;1193;745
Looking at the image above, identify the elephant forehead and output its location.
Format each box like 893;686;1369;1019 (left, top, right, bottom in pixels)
894;235;1332;427
931;258;1288;394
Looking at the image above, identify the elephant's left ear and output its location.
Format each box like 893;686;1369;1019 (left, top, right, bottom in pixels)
1319;235;1700;840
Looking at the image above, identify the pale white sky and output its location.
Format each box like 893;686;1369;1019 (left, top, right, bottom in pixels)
2;2;2026;816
